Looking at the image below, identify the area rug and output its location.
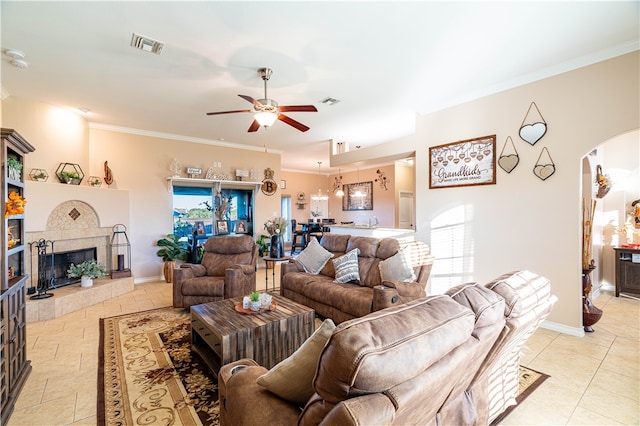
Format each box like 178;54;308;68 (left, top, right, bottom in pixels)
99;307;548;426
490;365;550;425
98;307;219;426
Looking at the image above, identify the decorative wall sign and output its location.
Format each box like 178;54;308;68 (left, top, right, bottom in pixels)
533;147;556;181
429;135;496;189
261;167;277;196
519;102;547;145
342;181;373;211
498;136;520;173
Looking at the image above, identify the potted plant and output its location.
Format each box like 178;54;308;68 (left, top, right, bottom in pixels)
67;259;107;287
249;291;261;311
60;170;81;184
256;235;271;257
156;234;190;283
7;158;23;180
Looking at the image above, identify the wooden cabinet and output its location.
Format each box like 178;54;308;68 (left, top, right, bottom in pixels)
614;247;640;297
1;128;34;424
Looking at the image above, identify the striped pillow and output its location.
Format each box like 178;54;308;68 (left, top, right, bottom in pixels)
333;248;360;283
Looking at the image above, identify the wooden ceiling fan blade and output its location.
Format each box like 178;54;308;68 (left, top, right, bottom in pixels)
278;114;310;132
238;94;262;107
279;105;318;112
248;119;261;132
206;109;252;116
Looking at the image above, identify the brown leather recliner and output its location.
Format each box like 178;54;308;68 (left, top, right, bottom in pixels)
219;284;507;425
172;235;258;308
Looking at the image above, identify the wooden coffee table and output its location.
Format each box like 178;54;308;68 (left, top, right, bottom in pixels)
191;294;315;372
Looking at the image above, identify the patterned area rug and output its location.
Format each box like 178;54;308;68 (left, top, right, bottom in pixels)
99;307;548;425
490;366;550;425
98;307;219;426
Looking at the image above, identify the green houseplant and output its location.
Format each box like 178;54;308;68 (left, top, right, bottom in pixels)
6;158;23;180
156;234;191;283
67;259;107;287
257;235;270;257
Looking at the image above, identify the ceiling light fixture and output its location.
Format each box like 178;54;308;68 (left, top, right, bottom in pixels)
353;167;365;197
311;161;329;201
254;111;278;127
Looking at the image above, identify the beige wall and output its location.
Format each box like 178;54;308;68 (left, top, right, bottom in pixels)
2;98;282;281
356;52;638;334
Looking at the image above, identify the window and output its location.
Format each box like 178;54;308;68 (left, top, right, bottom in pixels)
429;205;475;294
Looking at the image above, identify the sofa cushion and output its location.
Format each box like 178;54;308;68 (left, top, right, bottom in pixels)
346;236;380;258
181;276;225;296
256;318;336;406
295;238;334;274
379;246;416;282
320;234;350;253
333;248;361;283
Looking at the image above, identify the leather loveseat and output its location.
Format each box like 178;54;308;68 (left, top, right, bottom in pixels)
219;270;556;425
280;233;435;324
172;235;258;308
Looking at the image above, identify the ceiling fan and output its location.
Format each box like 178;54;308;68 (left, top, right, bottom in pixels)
206;67;317;132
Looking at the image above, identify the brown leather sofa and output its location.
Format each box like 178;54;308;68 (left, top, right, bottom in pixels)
280;233;435;323
172;235;258;308
218;270;556;425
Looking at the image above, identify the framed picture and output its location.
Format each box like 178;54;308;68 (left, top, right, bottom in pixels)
342;181;373;211
234;220;248;234
216;220;229;235
280;179;286;189
429;135;496;189
194;221;206;235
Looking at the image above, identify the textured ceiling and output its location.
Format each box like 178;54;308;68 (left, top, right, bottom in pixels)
1;1;638;172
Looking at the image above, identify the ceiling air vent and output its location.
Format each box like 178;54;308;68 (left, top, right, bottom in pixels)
130;33;164;55
320;97;340;106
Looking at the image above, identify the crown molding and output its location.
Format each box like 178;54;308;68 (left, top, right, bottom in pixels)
88;122;284;154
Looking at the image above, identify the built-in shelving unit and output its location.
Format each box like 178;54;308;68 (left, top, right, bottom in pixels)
1;128;34;424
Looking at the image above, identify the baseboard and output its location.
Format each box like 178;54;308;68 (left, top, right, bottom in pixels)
540;319;585;337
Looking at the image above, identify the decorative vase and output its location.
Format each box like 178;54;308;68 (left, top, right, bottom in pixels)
80;275;93;287
270;234;284;258
582;267;603;332
163;260;176;283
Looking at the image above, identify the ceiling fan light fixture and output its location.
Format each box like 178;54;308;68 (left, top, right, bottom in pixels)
255;111;278;127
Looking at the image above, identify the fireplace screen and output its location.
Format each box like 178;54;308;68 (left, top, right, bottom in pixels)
41;247;98;288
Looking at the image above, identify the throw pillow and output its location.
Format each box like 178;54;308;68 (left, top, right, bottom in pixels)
333;248;361;283
256;318;336;406
379;246;416;282
294;238;333;274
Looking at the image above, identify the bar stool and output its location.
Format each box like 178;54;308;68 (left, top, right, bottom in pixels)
290;219;306;255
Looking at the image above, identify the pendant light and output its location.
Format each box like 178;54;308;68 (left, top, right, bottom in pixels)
311;161;329;201
353;167;365;197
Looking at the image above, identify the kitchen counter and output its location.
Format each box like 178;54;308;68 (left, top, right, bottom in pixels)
328;225;415;241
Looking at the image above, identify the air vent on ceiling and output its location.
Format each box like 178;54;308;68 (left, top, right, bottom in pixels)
130;33;164;55
320;97;340;106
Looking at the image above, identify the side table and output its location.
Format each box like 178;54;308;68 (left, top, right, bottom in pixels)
262;256;291;292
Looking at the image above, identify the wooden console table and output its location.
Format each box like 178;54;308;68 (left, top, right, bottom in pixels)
613;247;640;296
191;294;314;372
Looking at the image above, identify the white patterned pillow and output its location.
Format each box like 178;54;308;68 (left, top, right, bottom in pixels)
295;238;333;274
379;246;416;282
333;248;360;283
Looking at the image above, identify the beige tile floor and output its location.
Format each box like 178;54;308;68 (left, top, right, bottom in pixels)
6;267;639;425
